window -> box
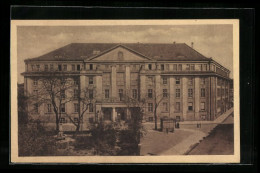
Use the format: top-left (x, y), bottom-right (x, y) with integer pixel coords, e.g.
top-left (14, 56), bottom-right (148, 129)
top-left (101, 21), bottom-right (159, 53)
top-left (33, 89), bottom-right (38, 96)
top-left (148, 89), bottom-right (153, 98)
top-left (163, 89), bottom-right (168, 98)
top-left (89, 89), bottom-right (93, 99)
top-left (61, 103), bottom-right (65, 113)
top-left (77, 64), bottom-right (81, 71)
top-left (176, 89), bottom-right (180, 98)
top-left (148, 77), bottom-right (153, 85)
top-left (173, 64), bottom-right (177, 71)
top-left (161, 64), bottom-right (165, 71)
top-left (74, 79), bottom-right (79, 85)
top-left (191, 64), bottom-right (195, 71)
top-left (89, 76), bottom-right (94, 84)
top-left (119, 89), bottom-right (123, 101)
top-left (188, 102), bottom-right (193, 111)
top-left (103, 73), bottom-right (111, 85)
top-left (200, 78), bottom-right (206, 85)
top-left (148, 64), bottom-right (152, 70)
top-left (60, 118), bottom-right (66, 123)
top-left (176, 77), bottom-right (180, 85)
top-left (61, 90), bottom-right (65, 99)
top-left (34, 103), bottom-right (38, 113)
top-left (74, 103), bottom-right (79, 113)
top-left (105, 64), bottom-right (109, 69)
top-left (204, 64), bottom-right (207, 71)
top-left (188, 78), bottom-right (193, 85)
top-left (201, 88), bottom-right (206, 97)
top-left (90, 64), bottom-right (93, 70)
top-left (133, 64), bottom-right (136, 70)
top-left (74, 118), bottom-right (79, 123)
top-left (178, 64), bottom-right (182, 71)
top-left (33, 79), bottom-right (38, 86)
top-left (132, 89), bottom-right (137, 99)
top-left (116, 73), bottom-right (125, 85)
top-left (58, 65), bottom-right (62, 71)
top-left (105, 89), bottom-right (109, 98)
top-left (89, 103), bottom-right (93, 112)
top-left (50, 64), bottom-right (54, 71)
top-left (74, 89), bottom-right (79, 98)
top-left (163, 77), bottom-right (167, 84)
top-left (36, 64), bottom-right (40, 71)
top-left (200, 102), bottom-right (205, 111)
top-left (163, 102), bottom-right (168, 112)
top-left (44, 65), bottom-right (48, 71)
top-left (47, 104), bottom-right (52, 113)
top-left (188, 88), bottom-right (193, 98)
top-left (63, 64), bottom-right (67, 71)
top-left (148, 103), bottom-right (153, 112)
top-left (175, 102), bottom-right (180, 112)
top-left (186, 64), bottom-right (190, 71)
top-left (72, 64), bottom-right (75, 71)
top-left (89, 117), bottom-right (94, 123)
top-left (31, 64), bottom-right (35, 71)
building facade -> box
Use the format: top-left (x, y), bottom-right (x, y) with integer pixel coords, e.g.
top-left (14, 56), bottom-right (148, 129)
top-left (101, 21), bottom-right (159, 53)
top-left (22, 43), bottom-right (233, 130)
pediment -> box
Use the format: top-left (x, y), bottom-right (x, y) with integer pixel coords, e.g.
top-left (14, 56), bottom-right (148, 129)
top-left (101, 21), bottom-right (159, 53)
top-left (87, 45), bottom-right (151, 62)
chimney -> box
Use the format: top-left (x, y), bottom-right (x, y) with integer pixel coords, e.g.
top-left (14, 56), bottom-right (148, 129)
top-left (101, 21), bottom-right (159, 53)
top-left (191, 42), bottom-right (194, 48)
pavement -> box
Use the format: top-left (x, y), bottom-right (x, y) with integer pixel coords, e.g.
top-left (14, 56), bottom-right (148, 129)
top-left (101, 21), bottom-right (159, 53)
top-left (187, 115), bottom-right (234, 155)
top-left (140, 108), bottom-right (234, 155)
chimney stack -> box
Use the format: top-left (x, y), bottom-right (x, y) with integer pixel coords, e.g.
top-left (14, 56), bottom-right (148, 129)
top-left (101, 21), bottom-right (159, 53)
top-left (191, 42), bottom-right (194, 48)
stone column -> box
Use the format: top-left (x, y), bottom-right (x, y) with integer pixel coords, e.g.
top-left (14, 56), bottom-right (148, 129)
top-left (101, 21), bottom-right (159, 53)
top-left (194, 77), bottom-right (200, 120)
top-left (169, 77), bottom-right (175, 118)
top-left (111, 65), bottom-right (117, 99)
top-left (155, 75), bottom-right (161, 116)
top-left (80, 75), bottom-right (86, 94)
top-left (140, 75), bottom-right (146, 99)
top-left (112, 107), bottom-right (116, 122)
top-left (126, 108), bottom-right (130, 120)
top-left (182, 77), bottom-right (188, 120)
top-left (96, 75), bottom-right (103, 101)
top-left (24, 77), bottom-right (27, 96)
top-left (125, 65), bottom-right (131, 96)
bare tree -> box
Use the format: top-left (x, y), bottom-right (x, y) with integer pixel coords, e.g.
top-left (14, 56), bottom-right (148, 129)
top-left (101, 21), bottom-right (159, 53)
top-left (63, 87), bottom-right (97, 133)
top-left (28, 71), bottom-right (76, 133)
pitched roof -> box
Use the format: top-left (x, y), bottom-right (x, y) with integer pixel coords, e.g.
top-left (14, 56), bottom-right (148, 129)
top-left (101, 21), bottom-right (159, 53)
top-left (25, 43), bottom-right (210, 62)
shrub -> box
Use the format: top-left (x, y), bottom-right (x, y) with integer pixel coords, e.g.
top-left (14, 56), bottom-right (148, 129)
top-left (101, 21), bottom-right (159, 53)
top-left (18, 122), bottom-right (57, 156)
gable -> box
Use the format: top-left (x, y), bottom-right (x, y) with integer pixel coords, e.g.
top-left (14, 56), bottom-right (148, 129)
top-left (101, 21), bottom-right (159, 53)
top-left (88, 46), bottom-right (151, 62)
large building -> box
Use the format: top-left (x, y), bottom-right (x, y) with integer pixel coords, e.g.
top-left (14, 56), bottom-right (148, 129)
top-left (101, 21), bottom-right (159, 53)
top-left (22, 43), bottom-right (233, 130)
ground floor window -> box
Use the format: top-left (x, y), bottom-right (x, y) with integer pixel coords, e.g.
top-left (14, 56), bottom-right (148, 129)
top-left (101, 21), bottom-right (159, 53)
top-left (60, 118), bottom-right (66, 123)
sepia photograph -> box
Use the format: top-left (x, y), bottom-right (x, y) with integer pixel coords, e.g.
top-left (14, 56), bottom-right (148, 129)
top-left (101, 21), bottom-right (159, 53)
top-left (11, 20), bottom-right (240, 163)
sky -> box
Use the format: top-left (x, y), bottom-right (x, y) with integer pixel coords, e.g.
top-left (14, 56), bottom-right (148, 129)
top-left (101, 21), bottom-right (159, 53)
top-left (17, 25), bottom-right (233, 84)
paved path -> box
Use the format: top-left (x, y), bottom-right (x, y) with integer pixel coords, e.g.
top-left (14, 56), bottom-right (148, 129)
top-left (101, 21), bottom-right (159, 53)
top-left (141, 108), bottom-right (234, 155)
top-left (159, 129), bottom-right (206, 155)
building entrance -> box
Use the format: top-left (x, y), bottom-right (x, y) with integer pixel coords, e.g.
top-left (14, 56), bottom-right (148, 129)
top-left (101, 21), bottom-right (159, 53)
top-left (102, 108), bottom-right (112, 121)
